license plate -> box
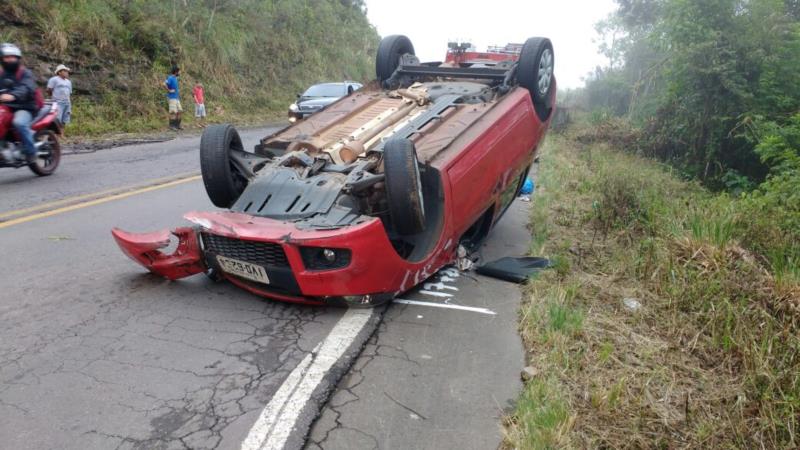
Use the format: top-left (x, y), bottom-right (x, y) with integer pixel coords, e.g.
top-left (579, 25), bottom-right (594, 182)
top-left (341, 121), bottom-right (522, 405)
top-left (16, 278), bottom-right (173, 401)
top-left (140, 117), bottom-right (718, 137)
top-left (216, 255), bottom-right (270, 284)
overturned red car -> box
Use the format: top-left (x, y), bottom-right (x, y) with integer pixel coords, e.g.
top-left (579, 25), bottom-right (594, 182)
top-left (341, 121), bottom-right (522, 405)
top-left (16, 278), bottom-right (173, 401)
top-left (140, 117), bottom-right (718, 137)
top-left (112, 35), bottom-right (555, 306)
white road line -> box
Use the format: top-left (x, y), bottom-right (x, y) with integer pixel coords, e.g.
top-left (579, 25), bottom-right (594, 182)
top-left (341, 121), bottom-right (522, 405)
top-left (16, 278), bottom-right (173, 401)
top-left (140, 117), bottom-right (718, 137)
top-left (394, 299), bottom-right (497, 316)
top-left (241, 309), bottom-right (373, 450)
top-left (418, 290), bottom-right (454, 298)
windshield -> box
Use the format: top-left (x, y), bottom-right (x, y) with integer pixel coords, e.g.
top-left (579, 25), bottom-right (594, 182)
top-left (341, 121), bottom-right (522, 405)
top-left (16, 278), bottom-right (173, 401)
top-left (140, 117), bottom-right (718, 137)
top-left (302, 84), bottom-right (347, 98)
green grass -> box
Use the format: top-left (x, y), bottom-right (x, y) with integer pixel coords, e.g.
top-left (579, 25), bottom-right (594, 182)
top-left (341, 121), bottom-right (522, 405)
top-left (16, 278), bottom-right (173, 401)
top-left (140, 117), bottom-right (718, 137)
top-left (505, 130), bottom-right (800, 448)
top-left (505, 378), bottom-right (572, 450)
top-left (2, 0), bottom-right (379, 137)
top-left (545, 296), bottom-right (583, 337)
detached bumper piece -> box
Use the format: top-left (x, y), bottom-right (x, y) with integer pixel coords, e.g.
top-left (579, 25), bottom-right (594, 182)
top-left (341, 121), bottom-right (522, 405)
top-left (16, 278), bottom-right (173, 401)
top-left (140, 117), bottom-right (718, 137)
top-left (111, 227), bottom-right (207, 280)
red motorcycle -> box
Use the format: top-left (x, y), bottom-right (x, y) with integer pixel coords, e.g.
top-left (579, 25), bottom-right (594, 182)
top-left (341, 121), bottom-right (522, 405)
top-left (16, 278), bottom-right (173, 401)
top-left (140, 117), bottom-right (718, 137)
top-left (0, 99), bottom-right (62, 176)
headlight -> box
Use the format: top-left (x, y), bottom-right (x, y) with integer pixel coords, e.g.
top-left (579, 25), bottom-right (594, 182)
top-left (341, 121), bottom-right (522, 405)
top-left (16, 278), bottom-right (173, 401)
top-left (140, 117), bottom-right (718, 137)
top-left (300, 247), bottom-right (351, 271)
top-left (289, 103), bottom-right (299, 112)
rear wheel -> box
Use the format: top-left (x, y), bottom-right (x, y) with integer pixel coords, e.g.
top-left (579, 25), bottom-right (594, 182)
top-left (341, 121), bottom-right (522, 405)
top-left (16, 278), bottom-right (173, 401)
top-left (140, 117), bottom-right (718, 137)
top-left (29, 130), bottom-right (60, 176)
top-left (384, 139), bottom-right (425, 235)
top-left (516, 37), bottom-right (555, 122)
top-left (376, 35), bottom-right (415, 84)
top-left (200, 124), bottom-right (249, 208)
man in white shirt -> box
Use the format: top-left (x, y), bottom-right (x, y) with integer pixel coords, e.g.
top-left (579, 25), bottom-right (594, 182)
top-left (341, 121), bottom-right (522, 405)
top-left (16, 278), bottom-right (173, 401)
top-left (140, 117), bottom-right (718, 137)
top-left (47, 64), bottom-right (72, 134)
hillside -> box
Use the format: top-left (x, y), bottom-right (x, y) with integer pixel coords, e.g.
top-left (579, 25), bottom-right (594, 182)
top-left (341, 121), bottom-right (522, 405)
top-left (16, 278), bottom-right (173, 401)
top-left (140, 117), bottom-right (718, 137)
top-left (0, 0), bottom-right (379, 135)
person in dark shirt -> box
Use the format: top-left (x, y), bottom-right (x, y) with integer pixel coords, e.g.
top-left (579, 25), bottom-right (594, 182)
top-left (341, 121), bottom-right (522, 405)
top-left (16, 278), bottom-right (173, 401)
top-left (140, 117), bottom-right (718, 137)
top-left (0, 43), bottom-right (38, 163)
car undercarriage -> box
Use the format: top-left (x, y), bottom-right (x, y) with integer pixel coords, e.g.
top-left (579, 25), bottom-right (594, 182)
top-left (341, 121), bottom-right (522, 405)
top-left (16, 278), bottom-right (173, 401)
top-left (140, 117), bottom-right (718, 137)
top-left (112, 34), bottom-right (556, 306)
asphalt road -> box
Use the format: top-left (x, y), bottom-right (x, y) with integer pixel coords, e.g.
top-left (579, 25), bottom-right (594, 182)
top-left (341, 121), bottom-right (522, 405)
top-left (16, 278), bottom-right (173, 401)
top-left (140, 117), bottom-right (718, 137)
top-left (0, 129), bottom-right (532, 450)
top-left (307, 200), bottom-right (532, 450)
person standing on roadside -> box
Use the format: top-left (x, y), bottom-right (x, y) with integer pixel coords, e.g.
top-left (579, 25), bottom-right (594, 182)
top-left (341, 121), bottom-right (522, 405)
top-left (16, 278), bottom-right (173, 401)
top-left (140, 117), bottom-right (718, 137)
top-left (163, 66), bottom-right (182, 130)
top-left (47, 64), bottom-right (72, 135)
top-left (192, 82), bottom-right (206, 127)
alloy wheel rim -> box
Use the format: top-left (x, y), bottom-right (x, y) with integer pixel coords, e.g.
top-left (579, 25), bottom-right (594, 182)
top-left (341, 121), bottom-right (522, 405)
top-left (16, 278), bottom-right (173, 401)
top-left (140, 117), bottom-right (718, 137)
top-left (538, 48), bottom-right (553, 95)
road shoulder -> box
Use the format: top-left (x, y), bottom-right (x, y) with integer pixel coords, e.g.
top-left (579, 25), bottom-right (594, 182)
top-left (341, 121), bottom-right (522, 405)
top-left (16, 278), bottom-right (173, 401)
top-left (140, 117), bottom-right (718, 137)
top-left (307, 199), bottom-right (533, 449)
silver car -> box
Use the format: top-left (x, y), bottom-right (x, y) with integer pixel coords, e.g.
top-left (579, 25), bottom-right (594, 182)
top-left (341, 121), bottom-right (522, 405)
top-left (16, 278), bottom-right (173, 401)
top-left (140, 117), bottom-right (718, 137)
top-left (288, 81), bottom-right (363, 122)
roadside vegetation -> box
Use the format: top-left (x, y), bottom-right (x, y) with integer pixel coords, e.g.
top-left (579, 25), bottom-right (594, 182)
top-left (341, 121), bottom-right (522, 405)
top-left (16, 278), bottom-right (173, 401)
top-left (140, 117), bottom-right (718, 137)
top-left (0, 0), bottom-right (378, 136)
top-left (505, 3), bottom-right (798, 446)
top-left (504, 124), bottom-right (799, 448)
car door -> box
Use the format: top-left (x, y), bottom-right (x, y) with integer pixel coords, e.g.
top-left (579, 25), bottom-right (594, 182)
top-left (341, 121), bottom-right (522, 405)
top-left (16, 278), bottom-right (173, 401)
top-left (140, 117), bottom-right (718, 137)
top-left (446, 91), bottom-right (538, 235)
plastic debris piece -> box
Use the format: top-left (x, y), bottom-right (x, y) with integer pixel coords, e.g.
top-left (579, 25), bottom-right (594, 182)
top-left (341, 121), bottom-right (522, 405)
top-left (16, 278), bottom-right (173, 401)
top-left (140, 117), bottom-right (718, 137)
top-left (520, 177), bottom-right (534, 195)
top-left (623, 298), bottom-right (642, 311)
top-left (456, 244), bottom-right (474, 271)
top-left (476, 256), bottom-right (551, 283)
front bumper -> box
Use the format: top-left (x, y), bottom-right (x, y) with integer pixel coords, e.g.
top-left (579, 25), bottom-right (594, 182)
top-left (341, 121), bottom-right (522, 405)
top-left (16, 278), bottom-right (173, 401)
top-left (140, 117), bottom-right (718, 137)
top-left (112, 211), bottom-right (448, 306)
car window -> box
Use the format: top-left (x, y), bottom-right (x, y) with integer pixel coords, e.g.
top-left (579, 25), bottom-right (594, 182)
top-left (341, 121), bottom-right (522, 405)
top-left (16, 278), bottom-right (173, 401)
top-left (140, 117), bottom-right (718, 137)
top-left (303, 84), bottom-right (347, 98)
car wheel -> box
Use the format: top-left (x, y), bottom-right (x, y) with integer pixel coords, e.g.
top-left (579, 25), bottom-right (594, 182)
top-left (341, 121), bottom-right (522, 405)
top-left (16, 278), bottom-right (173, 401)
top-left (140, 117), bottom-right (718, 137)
top-left (383, 138), bottom-right (426, 235)
top-left (376, 35), bottom-right (415, 84)
top-left (200, 124), bottom-right (249, 208)
top-left (29, 130), bottom-right (61, 176)
top-left (516, 37), bottom-right (555, 122)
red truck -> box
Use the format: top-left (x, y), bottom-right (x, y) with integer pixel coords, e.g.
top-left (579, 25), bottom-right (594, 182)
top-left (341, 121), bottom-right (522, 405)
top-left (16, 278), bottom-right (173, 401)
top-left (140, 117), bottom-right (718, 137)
top-left (112, 34), bottom-right (556, 306)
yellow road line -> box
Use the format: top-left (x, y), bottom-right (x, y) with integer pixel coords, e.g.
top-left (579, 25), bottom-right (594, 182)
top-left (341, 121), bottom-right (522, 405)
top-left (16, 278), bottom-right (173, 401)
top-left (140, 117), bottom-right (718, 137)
top-left (0, 175), bottom-right (201, 229)
top-left (0, 172), bottom-right (200, 221)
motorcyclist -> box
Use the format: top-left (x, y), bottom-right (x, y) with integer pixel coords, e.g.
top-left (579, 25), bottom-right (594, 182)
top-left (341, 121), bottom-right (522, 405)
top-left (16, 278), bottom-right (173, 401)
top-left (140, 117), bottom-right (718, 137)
top-left (1, 43), bottom-right (38, 164)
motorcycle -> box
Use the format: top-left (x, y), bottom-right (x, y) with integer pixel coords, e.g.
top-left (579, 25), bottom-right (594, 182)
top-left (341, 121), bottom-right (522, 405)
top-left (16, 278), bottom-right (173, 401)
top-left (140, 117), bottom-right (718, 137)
top-left (0, 90), bottom-right (62, 176)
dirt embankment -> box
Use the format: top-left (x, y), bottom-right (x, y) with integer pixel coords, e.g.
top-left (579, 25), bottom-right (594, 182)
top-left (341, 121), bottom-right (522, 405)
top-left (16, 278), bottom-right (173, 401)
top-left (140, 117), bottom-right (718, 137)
top-left (1, 1), bottom-right (379, 136)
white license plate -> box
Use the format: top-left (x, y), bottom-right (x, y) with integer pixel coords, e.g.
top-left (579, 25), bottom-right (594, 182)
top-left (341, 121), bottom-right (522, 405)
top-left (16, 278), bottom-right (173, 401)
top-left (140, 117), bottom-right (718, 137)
top-left (216, 255), bottom-right (270, 284)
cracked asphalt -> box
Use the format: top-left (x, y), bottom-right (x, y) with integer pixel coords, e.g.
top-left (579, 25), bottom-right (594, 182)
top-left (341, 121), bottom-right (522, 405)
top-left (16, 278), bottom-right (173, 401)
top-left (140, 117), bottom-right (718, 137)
top-left (0, 128), bottom-right (533, 450)
top-left (0, 127), bottom-right (357, 450)
top-left (307, 200), bottom-right (532, 450)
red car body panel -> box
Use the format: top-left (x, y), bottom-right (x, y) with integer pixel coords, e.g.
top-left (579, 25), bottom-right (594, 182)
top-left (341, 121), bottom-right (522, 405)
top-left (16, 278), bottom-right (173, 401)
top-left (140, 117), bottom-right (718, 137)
top-left (112, 85), bottom-right (553, 305)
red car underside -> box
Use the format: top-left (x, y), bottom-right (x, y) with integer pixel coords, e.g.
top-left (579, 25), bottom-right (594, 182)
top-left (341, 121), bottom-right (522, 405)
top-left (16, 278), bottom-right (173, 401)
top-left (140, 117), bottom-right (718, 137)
top-left (112, 78), bottom-right (553, 306)
top-left (112, 210), bottom-right (454, 306)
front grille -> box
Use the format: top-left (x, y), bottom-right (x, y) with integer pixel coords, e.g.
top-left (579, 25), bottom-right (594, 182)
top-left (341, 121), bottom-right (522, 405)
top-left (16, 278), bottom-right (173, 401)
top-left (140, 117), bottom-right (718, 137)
top-left (201, 233), bottom-right (289, 268)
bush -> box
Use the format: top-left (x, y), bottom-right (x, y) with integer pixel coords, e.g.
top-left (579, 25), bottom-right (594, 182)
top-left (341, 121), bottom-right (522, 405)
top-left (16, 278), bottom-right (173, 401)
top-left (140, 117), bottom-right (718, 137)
top-left (506, 132), bottom-right (800, 448)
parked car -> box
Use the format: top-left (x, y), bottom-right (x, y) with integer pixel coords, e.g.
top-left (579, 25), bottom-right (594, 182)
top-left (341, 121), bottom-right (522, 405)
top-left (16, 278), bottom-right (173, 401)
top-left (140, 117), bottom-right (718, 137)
top-left (112, 34), bottom-right (556, 307)
top-left (288, 81), bottom-right (363, 122)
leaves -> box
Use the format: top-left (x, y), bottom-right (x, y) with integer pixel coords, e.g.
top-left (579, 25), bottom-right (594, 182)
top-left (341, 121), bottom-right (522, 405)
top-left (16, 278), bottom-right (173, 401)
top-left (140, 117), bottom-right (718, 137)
top-left (582, 0), bottom-right (800, 185)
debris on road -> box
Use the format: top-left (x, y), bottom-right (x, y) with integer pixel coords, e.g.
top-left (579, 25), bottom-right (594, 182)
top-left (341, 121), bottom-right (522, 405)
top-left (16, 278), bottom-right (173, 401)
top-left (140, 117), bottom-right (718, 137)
top-left (457, 244), bottom-right (475, 271)
top-left (520, 177), bottom-right (534, 195)
top-left (476, 256), bottom-right (551, 283)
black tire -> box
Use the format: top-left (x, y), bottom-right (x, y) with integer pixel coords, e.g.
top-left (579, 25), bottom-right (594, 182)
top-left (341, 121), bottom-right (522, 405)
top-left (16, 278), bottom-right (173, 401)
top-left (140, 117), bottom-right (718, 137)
top-left (383, 139), bottom-right (425, 235)
top-left (200, 124), bottom-right (248, 208)
top-left (376, 35), bottom-right (415, 84)
top-left (516, 37), bottom-right (555, 122)
top-left (29, 129), bottom-right (61, 176)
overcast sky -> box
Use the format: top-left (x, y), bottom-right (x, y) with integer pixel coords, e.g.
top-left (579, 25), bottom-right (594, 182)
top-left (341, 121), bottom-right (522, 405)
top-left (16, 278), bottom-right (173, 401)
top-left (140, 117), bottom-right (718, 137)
top-left (365, 0), bottom-right (617, 89)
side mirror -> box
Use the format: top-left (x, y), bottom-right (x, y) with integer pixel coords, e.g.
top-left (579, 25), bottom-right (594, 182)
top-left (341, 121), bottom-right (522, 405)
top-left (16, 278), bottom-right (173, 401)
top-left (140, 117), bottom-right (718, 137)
top-left (296, 93), bottom-right (301, 99)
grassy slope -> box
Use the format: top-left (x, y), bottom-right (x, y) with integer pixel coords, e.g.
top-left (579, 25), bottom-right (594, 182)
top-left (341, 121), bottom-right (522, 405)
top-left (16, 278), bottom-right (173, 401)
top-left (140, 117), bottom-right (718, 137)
top-left (0, 0), bottom-right (379, 136)
top-left (504, 125), bottom-right (799, 448)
